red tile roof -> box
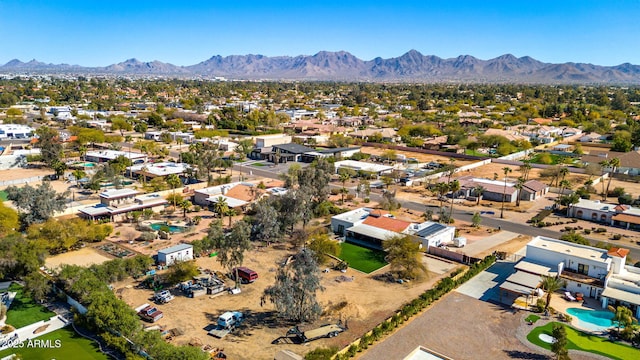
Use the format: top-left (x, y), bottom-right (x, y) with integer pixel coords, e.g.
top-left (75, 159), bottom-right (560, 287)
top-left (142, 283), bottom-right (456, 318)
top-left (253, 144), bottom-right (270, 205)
top-left (363, 216), bottom-right (411, 233)
top-left (607, 247), bottom-right (630, 258)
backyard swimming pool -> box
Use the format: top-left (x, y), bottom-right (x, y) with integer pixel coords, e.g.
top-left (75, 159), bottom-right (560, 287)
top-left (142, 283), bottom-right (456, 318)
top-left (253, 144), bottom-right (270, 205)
top-left (149, 222), bottom-right (186, 233)
top-left (566, 308), bottom-right (615, 332)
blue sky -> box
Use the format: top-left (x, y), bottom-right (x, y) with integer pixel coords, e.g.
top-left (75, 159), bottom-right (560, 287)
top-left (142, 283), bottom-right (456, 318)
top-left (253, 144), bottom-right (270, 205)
top-left (0, 0), bottom-right (638, 67)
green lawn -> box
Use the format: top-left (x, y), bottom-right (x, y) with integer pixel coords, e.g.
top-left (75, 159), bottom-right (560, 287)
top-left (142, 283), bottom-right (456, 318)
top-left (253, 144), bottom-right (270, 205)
top-left (527, 322), bottom-right (639, 360)
top-left (0, 327), bottom-right (110, 360)
top-left (525, 314), bottom-right (540, 323)
top-left (251, 162), bottom-right (267, 167)
top-left (5, 283), bottom-right (56, 329)
top-left (464, 149), bottom-right (489, 157)
top-left (338, 242), bottom-right (388, 274)
top-left (0, 190), bottom-right (7, 201)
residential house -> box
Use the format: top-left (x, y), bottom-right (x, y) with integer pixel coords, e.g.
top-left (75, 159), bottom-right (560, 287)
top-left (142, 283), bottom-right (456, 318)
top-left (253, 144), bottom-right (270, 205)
top-left (253, 134), bottom-right (292, 149)
top-left (302, 147), bottom-right (362, 162)
top-left (435, 176), bottom-right (519, 203)
top-left (568, 199), bottom-right (640, 230)
top-left (85, 150), bottom-right (147, 164)
top-left (331, 207), bottom-right (455, 250)
top-left (347, 128), bottom-right (399, 143)
top-left (520, 180), bottom-right (550, 201)
top-left (79, 189), bottom-right (167, 221)
top-left (127, 162), bottom-right (191, 180)
top-left (193, 182), bottom-right (260, 212)
top-left (268, 143), bottom-right (315, 163)
top-left (580, 150), bottom-right (640, 175)
top-left (500, 236), bottom-right (640, 319)
top-left (333, 160), bottom-right (394, 177)
top-left (578, 132), bottom-right (605, 143)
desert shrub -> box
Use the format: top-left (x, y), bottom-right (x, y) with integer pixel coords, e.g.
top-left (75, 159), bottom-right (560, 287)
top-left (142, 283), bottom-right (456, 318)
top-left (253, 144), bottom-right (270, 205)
top-left (612, 234), bottom-right (622, 240)
top-left (305, 347), bottom-right (339, 360)
top-left (536, 298), bottom-right (546, 313)
top-left (609, 187), bottom-right (626, 197)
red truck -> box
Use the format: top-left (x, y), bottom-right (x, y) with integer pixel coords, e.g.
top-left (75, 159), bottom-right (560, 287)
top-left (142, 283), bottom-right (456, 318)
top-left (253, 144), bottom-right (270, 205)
top-left (138, 305), bottom-right (164, 323)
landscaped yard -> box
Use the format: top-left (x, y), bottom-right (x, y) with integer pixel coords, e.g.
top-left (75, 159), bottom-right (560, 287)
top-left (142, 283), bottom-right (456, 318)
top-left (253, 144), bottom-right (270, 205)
top-left (0, 190), bottom-right (7, 201)
top-left (251, 162), bottom-right (267, 167)
top-left (529, 152), bottom-right (578, 165)
top-left (0, 327), bottom-right (110, 360)
top-left (527, 322), bottom-right (639, 360)
top-left (338, 242), bottom-right (388, 274)
top-left (4, 283), bottom-right (56, 329)
top-left (525, 314), bottom-right (540, 324)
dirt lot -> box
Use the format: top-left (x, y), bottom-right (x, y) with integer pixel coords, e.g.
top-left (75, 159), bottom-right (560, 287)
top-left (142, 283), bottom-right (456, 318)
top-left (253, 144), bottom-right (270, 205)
top-left (114, 245), bottom-right (457, 360)
top-left (45, 247), bottom-right (113, 269)
top-left (359, 146), bottom-right (477, 167)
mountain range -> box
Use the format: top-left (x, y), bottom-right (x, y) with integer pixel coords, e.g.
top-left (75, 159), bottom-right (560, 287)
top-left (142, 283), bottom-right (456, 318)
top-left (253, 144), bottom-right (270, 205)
top-left (2, 50), bottom-right (640, 84)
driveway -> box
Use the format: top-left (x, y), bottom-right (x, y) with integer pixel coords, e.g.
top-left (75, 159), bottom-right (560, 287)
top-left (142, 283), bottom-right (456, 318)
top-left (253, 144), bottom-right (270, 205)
top-left (359, 292), bottom-right (542, 360)
top-left (455, 261), bottom-right (516, 303)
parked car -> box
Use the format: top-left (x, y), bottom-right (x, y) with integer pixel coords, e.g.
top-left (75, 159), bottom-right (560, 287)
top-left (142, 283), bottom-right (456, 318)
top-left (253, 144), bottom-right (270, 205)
top-left (217, 311), bottom-right (244, 329)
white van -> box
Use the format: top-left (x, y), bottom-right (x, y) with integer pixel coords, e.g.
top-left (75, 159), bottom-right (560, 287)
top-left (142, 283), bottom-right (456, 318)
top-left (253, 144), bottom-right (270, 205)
top-left (217, 311), bottom-right (243, 329)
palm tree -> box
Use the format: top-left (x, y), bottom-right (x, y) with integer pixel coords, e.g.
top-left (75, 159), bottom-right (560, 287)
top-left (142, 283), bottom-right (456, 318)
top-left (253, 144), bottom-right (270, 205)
top-left (605, 157), bottom-right (620, 198)
top-left (213, 196), bottom-right (229, 220)
top-left (559, 179), bottom-right (571, 196)
top-left (541, 275), bottom-right (565, 311)
top-left (608, 305), bottom-right (637, 335)
top-left (559, 167), bottom-right (569, 183)
top-left (433, 182), bottom-right (450, 210)
top-left (519, 161), bottom-right (532, 181)
top-left (599, 160), bottom-right (610, 200)
top-left (500, 167), bottom-right (513, 219)
top-left (473, 185), bottom-right (485, 206)
top-left (514, 177), bottom-right (525, 207)
top-left (166, 174), bottom-right (182, 206)
top-left (448, 179), bottom-right (460, 220)
top-left (178, 199), bottom-right (192, 218)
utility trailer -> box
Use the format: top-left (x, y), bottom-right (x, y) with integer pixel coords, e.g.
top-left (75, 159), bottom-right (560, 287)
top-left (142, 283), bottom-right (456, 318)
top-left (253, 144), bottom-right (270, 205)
top-left (287, 323), bottom-right (346, 343)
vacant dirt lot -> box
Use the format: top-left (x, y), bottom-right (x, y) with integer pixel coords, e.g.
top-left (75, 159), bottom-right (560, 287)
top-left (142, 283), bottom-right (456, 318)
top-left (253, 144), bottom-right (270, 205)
top-left (359, 146), bottom-right (477, 167)
top-left (114, 245), bottom-right (458, 360)
top-left (45, 247), bottom-right (113, 269)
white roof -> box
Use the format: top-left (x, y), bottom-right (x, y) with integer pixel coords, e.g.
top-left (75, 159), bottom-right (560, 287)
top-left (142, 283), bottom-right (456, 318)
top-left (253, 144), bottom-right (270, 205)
top-left (514, 260), bottom-right (557, 276)
top-left (158, 243), bottom-right (193, 255)
top-left (334, 160), bottom-right (393, 174)
top-left (207, 195), bottom-right (248, 208)
top-left (504, 271), bottom-right (542, 289)
top-left (86, 150), bottom-right (147, 160)
top-left (194, 182), bottom-right (242, 196)
top-left (601, 287), bottom-right (640, 306)
top-left (100, 188), bottom-right (139, 199)
top-left (128, 162), bottom-right (190, 176)
top-left (346, 224), bottom-right (398, 241)
top-left (332, 207), bottom-right (374, 223)
top-left (572, 199), bottom-right (616, 212)
top-left (527, 236), bottom-right (609, 264)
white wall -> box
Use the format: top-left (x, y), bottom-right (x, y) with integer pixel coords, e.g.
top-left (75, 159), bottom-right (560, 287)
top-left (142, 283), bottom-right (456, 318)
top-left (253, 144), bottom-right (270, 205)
top-left (420, 227), bottom-right (455, 249)
top-left (159, 248), bottom-right (193, 266)
top-left (527, 245), bottom-right (609, 279)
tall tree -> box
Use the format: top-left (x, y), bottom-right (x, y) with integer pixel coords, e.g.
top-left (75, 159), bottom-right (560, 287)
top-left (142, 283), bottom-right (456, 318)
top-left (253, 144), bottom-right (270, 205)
top-left (514, 177), bottom-right (525, 207)
top-left (473, 185), bottom-right (485, 206)
top-left (35, 126), bottom-right (63, 169)
top-left (448, 179), bottom-right (460, 221)
top-left (165, 174), bottom-right (183, 208)
top-left (251, 200), bottom-right (282, 245)
top-left (211, 219), bottom-right (251, 288)
top-left (212, 196), bottom-right (229, 220)
top-left (500, 167), bottom-right (513, 219)
top-left (6, 182), bottom-right (69, 228)
top-left (262, 249), bottom-right (324, 322)
top-left (384, 235), bottom-right (428, 279)
top-left (605, 157), bottom-right (620, 197)
top-left (551, 323), bottom-right (570, 360)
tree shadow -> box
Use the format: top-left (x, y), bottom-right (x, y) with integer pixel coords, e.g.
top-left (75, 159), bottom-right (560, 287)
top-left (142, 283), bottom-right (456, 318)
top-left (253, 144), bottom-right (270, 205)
top-left (503, 350), bottom-right (549, 359)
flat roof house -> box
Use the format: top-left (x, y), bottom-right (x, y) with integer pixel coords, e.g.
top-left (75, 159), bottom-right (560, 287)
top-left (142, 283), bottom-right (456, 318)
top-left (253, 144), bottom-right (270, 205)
top-left (85, 150), bottom-right (147, 164)
top-left (79, 189), bottom-right (167, 222)
top-left (158, 244), bottom-right (193, 266)
top-left (331, 207), bottom-right (455, 250)
top-left (568, 199), bottom-right (640, 230)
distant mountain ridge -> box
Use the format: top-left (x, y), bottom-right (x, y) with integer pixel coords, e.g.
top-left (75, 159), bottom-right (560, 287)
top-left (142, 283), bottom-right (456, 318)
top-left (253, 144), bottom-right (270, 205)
top-left (2, 50), bottom-right (640, 83)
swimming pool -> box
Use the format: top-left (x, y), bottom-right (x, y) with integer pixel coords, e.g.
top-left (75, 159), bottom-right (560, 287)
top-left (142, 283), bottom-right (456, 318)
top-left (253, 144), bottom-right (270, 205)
top-left (566, 308), bottom-right (615, 332)
top-left (149, 223), bottom-right (186, 233)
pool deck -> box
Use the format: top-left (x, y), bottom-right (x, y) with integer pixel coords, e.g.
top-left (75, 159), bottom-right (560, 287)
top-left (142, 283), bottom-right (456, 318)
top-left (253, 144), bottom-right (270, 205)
top-left (549, 292), bottom-right (613, 334)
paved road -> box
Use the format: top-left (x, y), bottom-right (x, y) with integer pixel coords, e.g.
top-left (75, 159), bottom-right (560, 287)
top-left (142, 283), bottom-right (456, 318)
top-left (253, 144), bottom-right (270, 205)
top-left (233, 162), bottom-right (640, 260)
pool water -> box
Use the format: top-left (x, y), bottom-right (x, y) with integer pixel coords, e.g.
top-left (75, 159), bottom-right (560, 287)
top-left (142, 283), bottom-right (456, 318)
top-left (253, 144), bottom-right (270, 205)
top-left (566, 308), bottom-right (615, 331)
top-left (149, 223), bottom-right (185, 233)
